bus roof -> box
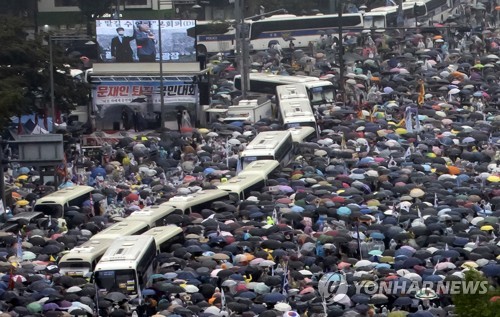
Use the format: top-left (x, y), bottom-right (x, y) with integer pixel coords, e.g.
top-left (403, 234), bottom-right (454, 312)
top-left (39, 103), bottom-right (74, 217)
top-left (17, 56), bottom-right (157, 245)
top-left (281, 98), bottom-right (314, 117)
top-left (161, 189), bottom-right (229, 211)
top-left (238, 160), bottom-right (280, 179)
top-left (90, 221), bottom-right (149, 241)
top-left (245, 131), bottom-right (292, 151)
top-left (98, 235), bottom-right (155, 263)
top-left (35, 186), bottom-right (94, 205)
top-left (217, 174), bottom-right (265, 195)
top-left (245, 73), bottom-right (321, 84)
top-left (59, 239), bottom-right (114, 263)
top-left (289, 127), bottom-right (316, 143)
top-left (142, 225), bottom-right (183, 246)
top-left (276, 84), bottom-right (309, 100)
top-left (123, 205), bottom-right (176, 227)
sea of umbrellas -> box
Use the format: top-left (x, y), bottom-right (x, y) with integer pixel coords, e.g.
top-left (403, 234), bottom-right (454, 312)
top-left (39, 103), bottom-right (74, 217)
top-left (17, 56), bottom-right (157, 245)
top-left (1, 27), bottom-right (500, 317)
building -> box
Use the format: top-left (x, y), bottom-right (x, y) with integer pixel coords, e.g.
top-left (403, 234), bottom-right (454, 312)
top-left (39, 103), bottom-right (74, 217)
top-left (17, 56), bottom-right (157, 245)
top-left (37, 0), bottom-right (176, 34)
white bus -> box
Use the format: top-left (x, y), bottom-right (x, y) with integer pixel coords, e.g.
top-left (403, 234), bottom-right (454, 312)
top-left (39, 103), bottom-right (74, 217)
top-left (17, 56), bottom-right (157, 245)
top-left (161, 189), bottom-right (229, 214)
top-left (238, 159), bottom-right (280, 180)
top-left (94, 235), bottom-right (157, 300)
top-left (142, 225), bottom-right (183, 252)
top-left (120, 205), bottom-right (176, 228)
top-left (34, 185), bottom-right (94, 219)
top-left (217, 174), bottom-right (266, 200)
top-left (234, 73), bottom-right (335, 107)
top-left (240, 130), bottom-right (294, 168)
top-left (90, 220), bottom-right (150, 241)
top-left (248, 13), bottom-right (365, 50)
top-left (58, 238), bottom-right (114, 277)
top-left (289, 126), bottom-right (317, 143)
top-left (191, 20), bottom-right (236, 55)
top-left (365, 2), bottom-right (428, 28)
top-left (277, 84), bottom-right (317, 130)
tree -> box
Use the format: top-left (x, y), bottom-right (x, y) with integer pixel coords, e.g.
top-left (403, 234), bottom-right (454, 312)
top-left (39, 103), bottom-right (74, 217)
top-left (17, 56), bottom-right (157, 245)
top-left (78, 0), bottom-right (114, 35)
top-left (452, 269), bottom-right (500, 317)
top-left (0, 15), bottom-right (89, 130)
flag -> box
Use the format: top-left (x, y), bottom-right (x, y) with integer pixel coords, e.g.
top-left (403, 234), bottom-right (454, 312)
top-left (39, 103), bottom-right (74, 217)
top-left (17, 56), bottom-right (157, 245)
top-left (405, 108), bottom-right (413, 133)
top-left (282, 262), bottom-right (289, 296)
top-left (236, 154), bottom-right (242, 174)
top-left (16, 232), bottom-right (22, 259)
top-left (417, 80), bottom-right (425, 106)
top-left (403, 147), bottom-right (412, 161)
top-left (220, 287), bottom-right (227, 312)
top-left (341, 133), bottom-right (346, 150)
top-left (56, 154), bottom-right (68, 179)
top-left (89, 193), bottom-right (95, 217)
top-left (474, 235), bottom-right (480, 247)
top-left (8, 266), bottom-right (14, 290)
top-left (445, 243), bottom-right (449, 251)
top-left (417, 206), bottom-right (422, 219)
top-left (217, 223), bottom-right (221, 236)
top-left (272, 207), bottom-right (279, 224)
top-left (434, 193), bottom-right (438, 208)
top-left (225, 138), bottom-right (230, 168)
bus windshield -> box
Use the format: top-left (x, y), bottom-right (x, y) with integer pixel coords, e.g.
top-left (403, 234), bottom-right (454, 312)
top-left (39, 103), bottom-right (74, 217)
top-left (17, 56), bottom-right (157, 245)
top-left (309, 86), bottom-right (335, 105)
top-left (95, 270), bottom-right (137, 295)
top-left (33, 204), bottom-right (63, 218)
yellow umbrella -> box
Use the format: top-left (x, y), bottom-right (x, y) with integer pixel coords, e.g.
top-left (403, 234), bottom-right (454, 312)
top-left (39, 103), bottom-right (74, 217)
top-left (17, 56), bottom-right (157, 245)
top-left (17, 175), bottom-right (28, 181)
top-left (17, 200), bottom-right (29, 207)
top-left (487, 175), bottom-right (500, 183)
top-left (481, 225), bottom-right (494, 231)
top-left (395, 128), bottom-right (407, 135)
top-left (198, 128), bottom-right (209, 134)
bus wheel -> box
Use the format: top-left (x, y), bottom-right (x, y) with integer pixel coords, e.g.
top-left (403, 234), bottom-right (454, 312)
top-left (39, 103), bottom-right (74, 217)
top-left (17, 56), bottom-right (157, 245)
top-left (196, 44), bottom-right (207, 55)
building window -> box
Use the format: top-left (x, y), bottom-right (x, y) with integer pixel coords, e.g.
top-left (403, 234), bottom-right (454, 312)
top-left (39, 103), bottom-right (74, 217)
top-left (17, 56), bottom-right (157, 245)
top-left (125, 0), bottom-right (148, 5)
top-left (54, 0), bottom-right (79, 6)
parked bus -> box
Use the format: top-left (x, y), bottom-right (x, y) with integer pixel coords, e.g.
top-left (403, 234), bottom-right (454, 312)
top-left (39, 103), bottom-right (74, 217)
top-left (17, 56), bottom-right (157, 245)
top-left (240, 130), bottom-right (294, 168)
top-left (277, 85), bottom-right (317, 130)
top-left (190, 20), bottom-right (236, 55)
top-left (217, 173), bottom-right (266, 200)
top-left (142, 225), bottom-right (184, 252)
top-left (94, 235), bottom-right (157, 300)
top-left (120, 205), bottom-right (176, 228)
top-left (248, 13), bottom-right (365, 50)
top-left (238, 159), bottom-right (280, 180)
top-left (0, 212), bottom-right (44, 233)
top-left (161, 189), bottom-right (229, 214)
top-left (90, 221), bottom-right (150, 241)
top-left (289, 126), bottom-right (317, 143)
top-left (366, 2), bottom-right (428, 28)
top-left (33, 185), bottom-right (94, 219)
top-left (234, 73), bottom-right (335, 107)
top-left (58, 238), bottom-right (114, 277)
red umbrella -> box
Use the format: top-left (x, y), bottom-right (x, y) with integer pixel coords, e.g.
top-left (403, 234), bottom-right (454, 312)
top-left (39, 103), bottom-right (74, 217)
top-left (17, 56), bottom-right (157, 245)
top-left (126, 193), bottom-right (139, 203)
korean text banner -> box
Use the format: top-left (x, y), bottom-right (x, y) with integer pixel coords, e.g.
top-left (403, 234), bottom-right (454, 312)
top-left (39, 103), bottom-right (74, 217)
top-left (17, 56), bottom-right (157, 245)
top-left (96, 19), bottom-right (196, 63)
top-left (93, 81), bottom-right (197, 115)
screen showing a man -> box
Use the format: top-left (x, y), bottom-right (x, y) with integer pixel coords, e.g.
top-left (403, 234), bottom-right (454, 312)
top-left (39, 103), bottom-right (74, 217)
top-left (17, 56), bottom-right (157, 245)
top-left (134, 23), bottom-right (156, 62)
top-left (111, 27), bottom-right (134, 62)
top-left (96, 19), bottom-right (196, 63)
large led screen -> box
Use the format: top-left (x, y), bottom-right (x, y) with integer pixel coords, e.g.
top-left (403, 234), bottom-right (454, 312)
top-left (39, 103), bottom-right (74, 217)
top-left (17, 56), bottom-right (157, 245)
top-left (96, 19), bottom-right (196, 63)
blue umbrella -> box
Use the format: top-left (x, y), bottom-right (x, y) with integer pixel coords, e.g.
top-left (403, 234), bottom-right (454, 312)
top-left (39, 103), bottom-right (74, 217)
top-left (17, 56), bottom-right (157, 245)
top-left (176, 271), bottom-right (199, 280)
top-left (142, 289), bottom-right (156, 296)
top-left (91, 167), bottom-right (106, 178)
top-left (370, 232), bottom-right (385, 240)
top-left (423, 275), bottom-right (443, 282)
top-left (18, 167), bottom-right (30, 175)
top-left (482, 264), bottom-right (500, 277)
top-left (395, 248), bottom-right (414, 258)
top-left (262, 292), bottom-right (287, 303)
top-left (237, 291), bottom-right (257, 299)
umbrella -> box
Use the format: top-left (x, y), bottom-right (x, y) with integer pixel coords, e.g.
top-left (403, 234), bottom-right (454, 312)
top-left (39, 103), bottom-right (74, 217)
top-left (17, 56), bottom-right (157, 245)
top-left (262, 292), bottom-right (287, 303)
top-left (104, 292), bottom-right (128, 303)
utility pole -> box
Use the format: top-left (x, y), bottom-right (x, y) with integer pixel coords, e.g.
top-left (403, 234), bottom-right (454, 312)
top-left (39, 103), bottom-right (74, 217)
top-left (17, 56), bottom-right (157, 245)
top-left (235, 0), bottom-right (249, 98)
top-left (49, 35), bottom-right (55, 132)
top-left (338, 2), bottom-right (345, 103)
top-left (158, 0), bottom-right (166, 130)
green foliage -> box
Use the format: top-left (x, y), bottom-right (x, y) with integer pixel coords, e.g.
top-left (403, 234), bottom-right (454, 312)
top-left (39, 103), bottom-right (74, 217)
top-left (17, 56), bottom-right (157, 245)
top-left (452, 269), bottom-right (500, 317)
top-left (198, 22), bottom-right (231, 35)
top-left (0, 15), bottom-right (89, 130)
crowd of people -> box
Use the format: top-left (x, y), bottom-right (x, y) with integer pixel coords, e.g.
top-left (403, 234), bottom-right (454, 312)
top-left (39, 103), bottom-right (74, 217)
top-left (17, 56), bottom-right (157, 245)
top-left (1, 8), bottom-right (500, 317)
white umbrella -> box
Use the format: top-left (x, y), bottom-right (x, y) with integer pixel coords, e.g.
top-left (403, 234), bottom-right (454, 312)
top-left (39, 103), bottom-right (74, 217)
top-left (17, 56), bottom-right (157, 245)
top-left (449, 88), bottom-right (460, 95)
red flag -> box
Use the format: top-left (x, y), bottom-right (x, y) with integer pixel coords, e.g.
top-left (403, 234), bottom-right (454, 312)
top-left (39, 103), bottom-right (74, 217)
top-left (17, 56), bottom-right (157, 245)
top-left (8, 266), bottom-right (14, 290)
top-left (17, 116), bottom-right (23, 135)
